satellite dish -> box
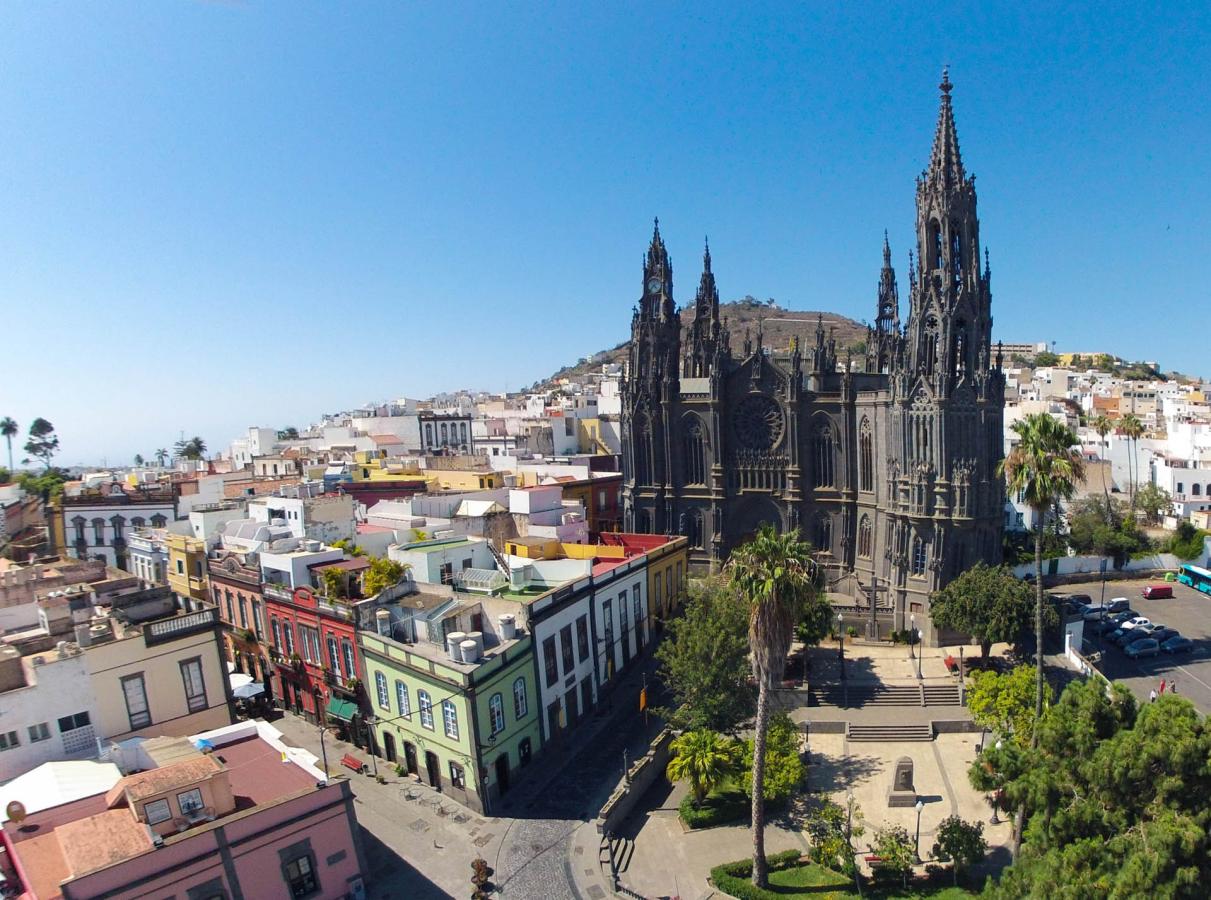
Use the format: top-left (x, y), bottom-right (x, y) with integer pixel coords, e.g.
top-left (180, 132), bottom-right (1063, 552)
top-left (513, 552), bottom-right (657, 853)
top-left (6, 800), bottom-right (26, 824)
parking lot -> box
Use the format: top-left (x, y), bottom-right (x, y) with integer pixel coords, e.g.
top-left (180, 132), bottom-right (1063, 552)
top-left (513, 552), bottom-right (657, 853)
top-left (1060, 576), bottom-right (1211, 712)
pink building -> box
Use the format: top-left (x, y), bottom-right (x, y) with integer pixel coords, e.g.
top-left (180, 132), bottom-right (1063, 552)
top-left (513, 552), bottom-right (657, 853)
top-left (1, 721), bottom-right (367, 900)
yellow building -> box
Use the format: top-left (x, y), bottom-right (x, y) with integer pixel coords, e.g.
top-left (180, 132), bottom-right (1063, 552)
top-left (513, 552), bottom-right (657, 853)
top-left (576, 417), bottom-right (612, 455)
top-left (644, 535), bottom-right (689, 630)
top-left (427, 468), bottom-right (500, 491)
top-left (167, 533), bottom-right (210, 607)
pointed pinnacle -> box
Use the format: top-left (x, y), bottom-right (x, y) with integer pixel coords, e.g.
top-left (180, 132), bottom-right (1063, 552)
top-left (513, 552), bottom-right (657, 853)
top-left (882, 230), bottom-right (892, 266)
top-left (703, 236), bottom-right (712, 272)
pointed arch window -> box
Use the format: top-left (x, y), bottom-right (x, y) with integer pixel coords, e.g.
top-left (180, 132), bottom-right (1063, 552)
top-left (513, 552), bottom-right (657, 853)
top-left (911, 536), bottom-right (927, 577)
top-left (951, 226), bottom-right (963, 288)
top-left (859, 418), bottom-right (874, 493)
top-left (686, 509), bottom-right (704, 550)
top-left (857, 515), bottom-right (872, 558)
top-left (922, 317), bottom-right (939, 376)
top-left (953, 321), bottom-right (968, 378)
top-left (683, 416), bottom-right (706, 486)
top-left (813, 514), bottom-right (832, 554)
top-left (929, 221), bottom-right (943, 270)
top-left (812, 422), bottom-right (835, 488)
top-left (633, 413), bottom-right (652, 486)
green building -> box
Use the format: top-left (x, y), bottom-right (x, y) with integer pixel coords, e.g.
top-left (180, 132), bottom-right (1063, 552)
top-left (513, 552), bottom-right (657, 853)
top-left (360, 590), bottom-right (540, 814)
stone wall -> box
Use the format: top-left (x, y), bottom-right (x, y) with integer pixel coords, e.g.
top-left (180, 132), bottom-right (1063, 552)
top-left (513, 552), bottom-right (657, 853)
top-left (596, 728), bottom-right (674, 835)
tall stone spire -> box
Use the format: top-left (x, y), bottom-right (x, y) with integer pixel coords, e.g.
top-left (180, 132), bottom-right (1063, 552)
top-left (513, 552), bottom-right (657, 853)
top-left (926, 66), bottom-right (964, 189)
top-left (642, 217), bottom-right (675, 322)
top-left (875, 231), bottom-right (899, 334)
top-left (686, 237), bottom-right (723, 378)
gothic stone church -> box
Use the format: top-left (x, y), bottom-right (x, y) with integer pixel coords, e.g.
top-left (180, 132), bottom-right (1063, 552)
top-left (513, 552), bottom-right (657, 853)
top-left (621, 72), bottom-right (1005, 642)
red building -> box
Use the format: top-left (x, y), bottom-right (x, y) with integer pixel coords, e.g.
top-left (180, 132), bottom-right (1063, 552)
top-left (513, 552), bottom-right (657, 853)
top-left (261, 578), bottom-right (369, 743)
top-left (207, 550), bottom-right (271, 691)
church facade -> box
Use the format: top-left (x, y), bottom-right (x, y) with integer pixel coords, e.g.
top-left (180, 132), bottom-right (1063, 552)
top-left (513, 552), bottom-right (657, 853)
top-left (620, 72), bottom-right (1005, 641)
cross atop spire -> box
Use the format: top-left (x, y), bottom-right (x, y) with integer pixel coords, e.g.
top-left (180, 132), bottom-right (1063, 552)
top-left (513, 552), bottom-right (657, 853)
top-left (926, 66), bottom-right (965, 188)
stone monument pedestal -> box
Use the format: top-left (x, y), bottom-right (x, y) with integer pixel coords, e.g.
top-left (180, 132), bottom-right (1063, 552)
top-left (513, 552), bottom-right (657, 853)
top-left (887, 756), bottom-right (917, 807)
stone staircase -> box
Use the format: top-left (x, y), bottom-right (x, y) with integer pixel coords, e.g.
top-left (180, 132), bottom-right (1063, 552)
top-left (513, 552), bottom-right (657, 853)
top-left (846, 722), bottom-right (935, 742)
top-left (809, 680), bottom-right (963, 709)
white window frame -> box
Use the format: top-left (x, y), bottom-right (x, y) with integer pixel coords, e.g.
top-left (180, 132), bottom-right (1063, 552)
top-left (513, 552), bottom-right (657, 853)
top-left (418, 690), bottom-right (434, 730)
top-left (513, 677), bottom-right (528, 719)
top-left (489, 693), bottom-right (505, 735)
top-left (442, 699), bottom-right (459, 739)
top-left (375, 671), bottom-right (390, 709)
top-left (395, 680), bottom-right (411, 718)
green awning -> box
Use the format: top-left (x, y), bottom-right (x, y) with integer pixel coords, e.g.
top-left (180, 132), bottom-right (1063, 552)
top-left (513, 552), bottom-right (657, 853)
top-left (326, 697), bottom-right (358, 722)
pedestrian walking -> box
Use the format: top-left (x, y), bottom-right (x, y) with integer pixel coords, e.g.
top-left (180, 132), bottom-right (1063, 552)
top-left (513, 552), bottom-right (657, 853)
top-left (1171, 679), bottom-right (1178, 694)
top-left (1150, 689), bottom-right (1157, 703)
top-left (1160, 678), bottom-right (1167, 695)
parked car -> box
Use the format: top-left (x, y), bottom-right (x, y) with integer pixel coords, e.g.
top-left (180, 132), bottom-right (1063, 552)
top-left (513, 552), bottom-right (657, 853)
top-left (1106, 597), bottom-right (1132, 615)
top-left (1121, 617), bottom-right (1152, 631)
top-left (1101, 611), bottom-right (1136, 633)
top-left (1143, 584), bottom-right (1174, 600)
top-left (1114, 629), bottom-right (1146, 647)
top-left (1162, 636), bottom-right (1196, 654)
top-left (1149, 627), bottom-right (1179, 645)
top-left (1082, 606), bottom-right (1109, 622)
top-left (1125, 638), bottom-right (1161, 659)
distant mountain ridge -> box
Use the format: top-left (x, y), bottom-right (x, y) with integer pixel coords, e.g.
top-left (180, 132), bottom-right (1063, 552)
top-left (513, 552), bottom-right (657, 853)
top-left (538, 299), bottom-right (869, 389)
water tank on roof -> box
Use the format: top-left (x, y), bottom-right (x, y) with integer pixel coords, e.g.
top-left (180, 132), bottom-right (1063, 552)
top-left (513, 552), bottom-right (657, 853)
top-left (467, 631), bottom-right (484, 659)
top-left (498, 614), bottom-right (516, 640)
top-left (446, 631), bottom-right (467, 662)
top-left (459, 639), bottom-right (480, 663)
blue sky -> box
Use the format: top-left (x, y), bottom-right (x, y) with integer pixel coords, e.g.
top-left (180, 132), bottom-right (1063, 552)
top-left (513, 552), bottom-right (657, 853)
top-left (2, 3), bottom-right (1209, 466)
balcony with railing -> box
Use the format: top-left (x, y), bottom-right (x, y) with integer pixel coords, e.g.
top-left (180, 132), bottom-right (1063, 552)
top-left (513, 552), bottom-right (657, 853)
top-left (143, 606), bottom-right (219, 646)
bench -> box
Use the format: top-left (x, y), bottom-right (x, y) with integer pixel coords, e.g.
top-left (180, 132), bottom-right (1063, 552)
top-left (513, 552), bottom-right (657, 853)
top-left (340, 753), bottom-right (366, 774)
top-left (864, 854), bottom-right (884, 864)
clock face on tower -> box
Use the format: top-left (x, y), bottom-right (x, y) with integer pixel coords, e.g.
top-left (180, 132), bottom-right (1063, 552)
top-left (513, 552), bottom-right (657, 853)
top-left (646, 277), bottom-right (662, 295)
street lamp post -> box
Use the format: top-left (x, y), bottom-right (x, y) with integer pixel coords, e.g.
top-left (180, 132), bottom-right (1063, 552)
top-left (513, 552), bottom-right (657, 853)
top-left (909, 613), bottom-right (916, 665)
top-left (914, 798), bottom-right (925, 864)
top-left (836, 613), bottom-right (845, 680)
top-left (915, 626), bottom-right (923, 680)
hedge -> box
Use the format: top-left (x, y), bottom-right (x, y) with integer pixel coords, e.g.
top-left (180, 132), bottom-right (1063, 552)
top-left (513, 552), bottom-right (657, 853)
top-left (679, 789), bottom-right (749, 829)
top-left (709, 850), bottom-right (804, 900)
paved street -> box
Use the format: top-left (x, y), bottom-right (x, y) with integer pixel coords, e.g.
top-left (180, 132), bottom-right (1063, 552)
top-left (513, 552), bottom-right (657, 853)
top-left (272, 654), bottom-right (666, 900)
top-left (1062, 576), bottom-right (1211, 711)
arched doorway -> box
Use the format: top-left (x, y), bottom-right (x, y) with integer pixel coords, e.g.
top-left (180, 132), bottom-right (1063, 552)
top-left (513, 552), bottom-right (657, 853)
top-left (382, 732), bottom-right (397, 764)
top-left (494, 753), bottom-right (511, 795)
top-left (403, 742), bottom-right (418, 776)
top-left (425, 751), bottom-right (441, 790)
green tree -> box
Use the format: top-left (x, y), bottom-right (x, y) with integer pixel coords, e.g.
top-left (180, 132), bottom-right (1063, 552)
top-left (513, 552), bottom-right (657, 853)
top-left (175, 436), bottom-right (208, 461)
top-left (805, 797), bottom-right (864, 873)
top-left (1134, 481), bottom-right (1172, 525)
top-left (133, 453), bottom-right (145, 466)
top-left (794, 576), bottom-right (834, 648)
top-left (17, 467), bottom-right (69, 499)
top-left (967, 666), bottom-right (1049, 746)
top-left (1120, 413), bottom-right (1144, 510)
top-left (726, 524), bottom-right (817, 887)
top-left (1034, 350), bottom-right (1060, 367)
top-left (154, 448), bottom-right (169, 467)
top-left (656, 576), bottom-right (756, 733)
top-left (331, 538), bottom-right (367, 557)
top-left (0, 417), bottom-right (16, 472)
top-left (319, 567), bottom-right (347, 599)
top-left (929, 562), bottom-right (1039, 659)
top-left (998, 413), bottom-right (1085, 728)
top-left (363, 557), bottom-right (408, 596)
top-left (665, 729), bottom-right (740, 808)
top-left (24, 418), bottom-right (60, 470)
top-left (873, 825), bottom-right (916, 890)
top-left (1066, 495), bottom-right (1151, 565)
top-left (0, 467), bottom-right (10, 485)
top-left (1091, 414), bottom-right (1114, 509)
top-left (932, 815), bottom-right (986, 885)
top-left (277, 426), bottom-right (300, 440)
top-left (739, 712), bottom-right (804, 801)
top-left (976, 681), bottom-right (1211, 898)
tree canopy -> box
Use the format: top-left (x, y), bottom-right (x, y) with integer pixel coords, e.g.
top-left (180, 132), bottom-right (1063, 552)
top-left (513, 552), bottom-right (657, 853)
top-left (967, 665), bottom-right (1050, 746)
top-left (739, 712), bottom-right (804, 801)
top-left (363, 557), bottom-right (408, 596)
top-left (976, 679), bottom-right (1211, 898)
top-left (656, 576), bottom-right (756, 733)
top-left (929, 562), bottom-right (1039, 658)
top-left (1134, 481), bottom-right (1173, 525)
top-left (24, 418), bottom-right (59, 470)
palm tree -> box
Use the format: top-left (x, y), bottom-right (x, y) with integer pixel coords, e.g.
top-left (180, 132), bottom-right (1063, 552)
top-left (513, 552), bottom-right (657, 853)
top-left (726, 524), bottom-right (817, 887)
top-left (998, 413), bottom-right (1085, 731)
top-left (0, 417), bottom-right (16, 472)
top-left (175, 436), bottom-right (208, 461)
top-left (666, 730), bottom-right (739, 808)
top-left (154, 448), bottom-right (169, 467)
top-left (1120, 414), bottom-right (1144, 511)
top-left (1091, 414), bottom-right (1113, 518)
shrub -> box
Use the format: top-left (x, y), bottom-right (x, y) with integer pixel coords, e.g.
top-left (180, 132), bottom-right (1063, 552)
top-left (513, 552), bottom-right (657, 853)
top-left (709, 851), bottom-right (804, 900)
top-left (846, 625), bottom-right (858, 638)
top-left (679, 790), bottom-right (748, 829)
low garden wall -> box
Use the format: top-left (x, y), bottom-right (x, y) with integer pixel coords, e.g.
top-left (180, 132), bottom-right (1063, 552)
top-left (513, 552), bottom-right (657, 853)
top-left (596, 727), bottom-right (674, 835)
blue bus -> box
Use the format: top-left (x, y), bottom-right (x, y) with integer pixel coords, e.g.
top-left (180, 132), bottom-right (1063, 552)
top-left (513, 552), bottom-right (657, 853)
top-left (1177, 564), bottom-right (1211, 595)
